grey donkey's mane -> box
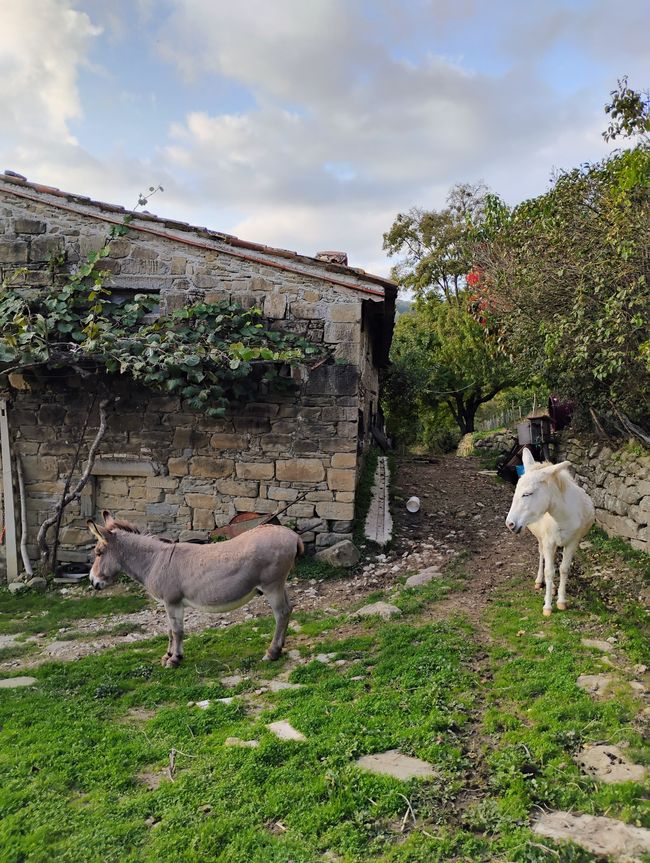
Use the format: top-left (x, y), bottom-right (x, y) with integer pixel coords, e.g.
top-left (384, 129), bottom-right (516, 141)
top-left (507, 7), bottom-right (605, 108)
top-left (107, 517), bottom-right (172, 543)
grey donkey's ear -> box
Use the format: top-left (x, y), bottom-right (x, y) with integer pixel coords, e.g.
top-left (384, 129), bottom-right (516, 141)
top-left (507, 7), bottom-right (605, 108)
top-left (87, 520), bottom-right (110, 542)
top-left (102, 509), bottom-right (113, 525)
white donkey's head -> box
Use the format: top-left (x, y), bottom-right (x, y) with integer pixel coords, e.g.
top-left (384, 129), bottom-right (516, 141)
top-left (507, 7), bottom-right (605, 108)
top-left (505, 448), bottom-right (572, 533)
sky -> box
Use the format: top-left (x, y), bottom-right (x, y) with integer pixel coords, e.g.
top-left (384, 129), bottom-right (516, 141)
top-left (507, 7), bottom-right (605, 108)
top-left (0, 0), bottom-right (648, 277)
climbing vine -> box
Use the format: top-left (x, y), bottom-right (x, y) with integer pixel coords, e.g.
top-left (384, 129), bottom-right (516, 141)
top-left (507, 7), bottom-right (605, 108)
top-left (0, 219), bottom-right (325, 415)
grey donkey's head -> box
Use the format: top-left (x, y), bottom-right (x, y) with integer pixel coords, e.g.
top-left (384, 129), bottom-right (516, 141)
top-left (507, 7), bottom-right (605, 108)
top-left (87, 510), bottom-right (140, 590)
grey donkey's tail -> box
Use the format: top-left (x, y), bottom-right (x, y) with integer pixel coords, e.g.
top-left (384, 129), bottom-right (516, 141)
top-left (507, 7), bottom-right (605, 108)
top-left (296, 535), bottom-right (305, 558)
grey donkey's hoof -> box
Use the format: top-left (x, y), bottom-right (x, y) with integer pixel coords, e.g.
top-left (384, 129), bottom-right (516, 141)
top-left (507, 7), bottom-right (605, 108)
top-left (262, 648), bottom-right (282, 662)
top-left (161, 653), bottom-right (182, 668)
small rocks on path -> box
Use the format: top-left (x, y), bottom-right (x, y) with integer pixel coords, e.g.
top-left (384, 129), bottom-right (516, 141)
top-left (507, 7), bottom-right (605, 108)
top-left (354, 601), bottom-right (402, 620)
top-left (534, 811), bottom-right (650, 863)
top-left (355, 750), bottom-right (436, 781)
top-left (405, 566), bottom-right (440, 588)
top-left (267, 720), bottom-right (306, 742)
top-left (0, 675), bottom-right (37, 688)
top-left (575, 744), bottom-right (648, 784)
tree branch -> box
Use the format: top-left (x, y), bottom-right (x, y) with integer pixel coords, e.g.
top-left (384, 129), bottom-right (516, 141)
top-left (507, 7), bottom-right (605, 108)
top-left (37, 397), bottom-right (111, 571)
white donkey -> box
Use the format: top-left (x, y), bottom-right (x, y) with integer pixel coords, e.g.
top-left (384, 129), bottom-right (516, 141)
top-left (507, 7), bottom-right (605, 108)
top-left (505, 448), bottom-right (594, 616)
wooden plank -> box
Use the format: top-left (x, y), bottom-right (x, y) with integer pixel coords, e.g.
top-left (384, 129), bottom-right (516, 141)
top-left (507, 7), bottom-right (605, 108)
top-left (0, 399), bottom-right (18, 582)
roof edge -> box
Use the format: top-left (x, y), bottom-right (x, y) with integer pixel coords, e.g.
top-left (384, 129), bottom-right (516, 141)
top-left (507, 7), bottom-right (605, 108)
top-left (0, 173), bottom-right (397, 297)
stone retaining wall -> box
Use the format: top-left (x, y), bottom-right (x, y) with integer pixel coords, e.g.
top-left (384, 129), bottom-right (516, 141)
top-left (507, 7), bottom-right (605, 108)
top-left (559, 436), bottom-right (649, 553)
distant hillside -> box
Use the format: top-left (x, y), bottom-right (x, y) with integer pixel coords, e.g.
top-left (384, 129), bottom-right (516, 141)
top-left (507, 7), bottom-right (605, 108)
top-left (395, 299), bottom-right (413, 317)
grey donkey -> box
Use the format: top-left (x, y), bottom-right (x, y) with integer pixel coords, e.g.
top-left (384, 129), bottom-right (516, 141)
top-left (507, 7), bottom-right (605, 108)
top-left (87, 511), bottom-right (302, 666)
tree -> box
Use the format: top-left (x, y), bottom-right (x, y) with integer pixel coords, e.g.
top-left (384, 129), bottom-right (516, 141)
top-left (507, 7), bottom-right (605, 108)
top-left (471, 85), bottom-right (650, 439)
top-left (385, 296), bottom-right (513, 440)
top-left (604, 76), bottom-right (650, 142)
top-left (383, 183), bottom-right (513, 441)
top-left (383, 182), bottom-right (488, 302)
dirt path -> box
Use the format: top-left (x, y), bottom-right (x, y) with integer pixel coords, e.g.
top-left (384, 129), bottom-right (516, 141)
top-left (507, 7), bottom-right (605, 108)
top-left (2, 456), bottom-right (536, 670)
top-left (392, 455), bottom-right (537, 630)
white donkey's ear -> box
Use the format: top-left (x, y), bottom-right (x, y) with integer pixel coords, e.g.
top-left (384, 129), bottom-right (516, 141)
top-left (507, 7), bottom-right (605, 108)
top-left (521, 448), bottom-right (536, 470)
top-left (87, 520), bottom-right (110, 541)
top-left (549, 460), bottom-right (572, 475)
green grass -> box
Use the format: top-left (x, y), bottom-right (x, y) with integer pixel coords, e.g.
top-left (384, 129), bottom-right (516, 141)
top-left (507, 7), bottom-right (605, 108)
top-left (0, 518), bottom-right (647, 862)
top-left (353, 447), bottom-right (380, 547)
top-left (0, 588), bottom-right (149, 637)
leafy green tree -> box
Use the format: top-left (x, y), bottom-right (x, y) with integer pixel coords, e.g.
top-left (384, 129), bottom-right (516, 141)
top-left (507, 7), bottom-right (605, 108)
top-left (383, 182), bottom-right (487, 301)
top-left (472, 91), bottom-right (650, 439)
top-left (383, 183), bottom-right (513, 443)
top-left (384, 296), bottom-right (513, 441)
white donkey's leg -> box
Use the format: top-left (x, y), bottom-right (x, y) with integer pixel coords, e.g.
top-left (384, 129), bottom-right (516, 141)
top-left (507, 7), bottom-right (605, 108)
top-left (162, 602), bottom-right (185, 668)
top-left (535, 539), bottom-right (544, 590)
top-left (557, 540), bottom-right (578, 611)
top-left (261, 582), bottom-right (292, 661)
top-left (542, 542), bottom-right (557, 617)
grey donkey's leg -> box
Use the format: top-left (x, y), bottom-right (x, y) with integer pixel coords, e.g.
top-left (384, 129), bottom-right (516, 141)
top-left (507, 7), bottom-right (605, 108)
top-left (262, 584), bottom-right (292, 661)
top-left (161, 602), bottom-right (185, 668)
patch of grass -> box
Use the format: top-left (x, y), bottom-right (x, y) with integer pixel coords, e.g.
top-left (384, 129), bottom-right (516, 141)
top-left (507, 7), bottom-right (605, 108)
top-left (0, 641), bottom-right (39, 662)
top-left (469, 570), bottom-right (650, 861)
top-left (353, 446), bottom-right (380, 547)
top-left (0, 511), bottom-right (647, 862)
top-left (292, 555), bottom-right (349, 582)
top-left (0, 589), bottom-right (149, 637)
top-left (575, 526), bottom-right (650, 664)
top-left (0, 606), bottom-right (483, 862)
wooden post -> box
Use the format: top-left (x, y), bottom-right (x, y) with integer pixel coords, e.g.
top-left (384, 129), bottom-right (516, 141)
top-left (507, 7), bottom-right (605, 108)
top-left (0, 399), bottom-right (19, 582)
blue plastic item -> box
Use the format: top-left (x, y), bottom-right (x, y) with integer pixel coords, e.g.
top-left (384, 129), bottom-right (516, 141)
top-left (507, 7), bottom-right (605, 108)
top-left (515, 464), bottom-right (526, 478)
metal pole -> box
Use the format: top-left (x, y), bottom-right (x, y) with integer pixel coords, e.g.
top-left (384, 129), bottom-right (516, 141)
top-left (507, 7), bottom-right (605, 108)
top-left (0, 399), bottom-right (18, 582)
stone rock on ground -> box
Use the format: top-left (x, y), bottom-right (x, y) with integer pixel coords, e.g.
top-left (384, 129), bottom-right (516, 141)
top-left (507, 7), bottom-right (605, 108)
top-left (0, 676), bottom-right (37, 688)
top-left (315, 540), bottom-right (360, 568)
top-left (26, 577), bottom-right (47, 592)
top-left (534, 811), bottom-right (650, 863)
top-left (257, 679), bottom-right (303, 692)
top-left (7, 582), bottom-right (27, 596)
top-left (356, 749), bottom-right (436, 781)
top-left (405, 567), bottom-right (441, 588)
top-left (354, 601), bottom-right (402, 620)
top-left (581, 637), bottom-right (615, 653)
top-left (576, 745), bottom-right (648, 784)
top-left (224, 737), bottom-right (259, 748)
top-left (267, 720), bottom-right (306, 741)
top-left (576, 673), bottom-right (617, 697)
top-left (220, 674), bottom-right (246, 687)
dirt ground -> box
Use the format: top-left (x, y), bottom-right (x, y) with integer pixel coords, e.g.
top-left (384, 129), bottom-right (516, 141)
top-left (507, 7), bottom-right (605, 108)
top-left (1, 456), bottom-right (538, 670)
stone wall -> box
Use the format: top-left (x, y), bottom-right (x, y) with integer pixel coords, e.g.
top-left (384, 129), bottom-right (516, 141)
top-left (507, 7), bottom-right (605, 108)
top-left (0, 178), bottom-right (394, 577)
top-left (559, 436), bottom-right (649, 553)
top-left (457, 429), bottom-right (516, 457)
top-left (1, 368), bottom-right (359, 573)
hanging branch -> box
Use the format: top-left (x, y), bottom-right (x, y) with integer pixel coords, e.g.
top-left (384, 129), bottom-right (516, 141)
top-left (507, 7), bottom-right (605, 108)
top-left (37, 396), bottom-right (111, 572)
top-left (610, 404), bottom-right (650, 447)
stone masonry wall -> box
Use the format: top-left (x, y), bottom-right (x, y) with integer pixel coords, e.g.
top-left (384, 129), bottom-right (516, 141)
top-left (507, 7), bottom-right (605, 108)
top-left (0, 183), bottom-right (392, 577)
top-left (1, 367), bottom-right (359, 574)
top-left (558, 436), bottom-right (649, 553)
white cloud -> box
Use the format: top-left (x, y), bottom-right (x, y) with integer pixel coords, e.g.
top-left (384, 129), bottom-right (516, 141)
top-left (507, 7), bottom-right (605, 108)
top-left (0, 0), bottom-right (647, 276)
top-left (0, 0), bottom-right (101, 144)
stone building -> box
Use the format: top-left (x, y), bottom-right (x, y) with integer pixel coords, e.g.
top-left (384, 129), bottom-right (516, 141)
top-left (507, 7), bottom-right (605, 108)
top-left (0, 171), bottom-right (396, 576)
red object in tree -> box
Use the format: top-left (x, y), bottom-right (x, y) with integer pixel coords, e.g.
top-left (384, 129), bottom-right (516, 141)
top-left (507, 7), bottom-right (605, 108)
top-left (467, 270), bottom-right (481, 287)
